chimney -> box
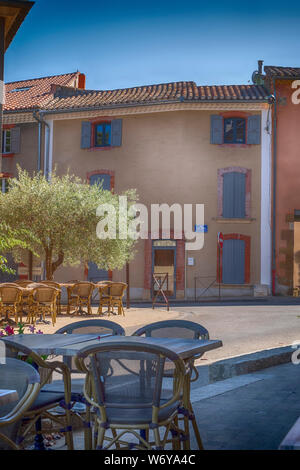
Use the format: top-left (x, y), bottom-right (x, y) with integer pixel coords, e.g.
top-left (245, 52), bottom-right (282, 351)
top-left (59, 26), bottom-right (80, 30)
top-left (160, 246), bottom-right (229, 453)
top-left (258, 60), bottom-right (263, 74)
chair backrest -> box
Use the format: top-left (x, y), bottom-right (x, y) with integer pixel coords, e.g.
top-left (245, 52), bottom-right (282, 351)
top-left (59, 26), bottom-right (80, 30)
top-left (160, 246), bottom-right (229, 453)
top-left (55, 319), bottom-right (125, 373)
top-left (14, 280), bottom-right (34, 287)
top-left (75, 341), bottom-right (186, 425)
top-left (71, 282), bottom-right (94, 297)
top-left (0, 286), bottom-right (22, 303)
top-left (109, 282), bottom-right (127, 297)
top-left (0, 358), bottom-right (40, 450)
top-left (55, 319), bottom-right (125, 336)
top-left (132, 320), bottom-right (209, 340)
top-left (33, 286), bottom-right (58, 303)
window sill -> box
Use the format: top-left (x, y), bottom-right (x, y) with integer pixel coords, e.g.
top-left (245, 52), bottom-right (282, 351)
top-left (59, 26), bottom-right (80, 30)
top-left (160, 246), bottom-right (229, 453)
top-left (88, 146), bottom-right (114, 152)
top-left (218, 143), bottom-right (252, 148)
top-left (213, 217), bottom-right (255, 223)
top-left (2, 153), bottom-right (15, 158)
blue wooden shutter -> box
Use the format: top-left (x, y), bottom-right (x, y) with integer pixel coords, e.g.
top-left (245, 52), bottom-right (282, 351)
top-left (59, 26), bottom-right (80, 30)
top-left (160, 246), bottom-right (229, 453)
top-left (111, 119), bottom-right (122, 147)
top-left (81, 121), bottom-right (92, 149)
top-left (89, 173), bottom-right (111, 191)
top-left (88, 174), bottom-right (110, 283)
top-left (10, 127), bottom-right (21, 153)
top-left (247, 115), bottom-right (261, 144)
top-left (223, 172), bottom-right (246, 218)
top-left (210, 115), bottom-right (223, 144)
top-left (222, 239), bottom-right (245, 284)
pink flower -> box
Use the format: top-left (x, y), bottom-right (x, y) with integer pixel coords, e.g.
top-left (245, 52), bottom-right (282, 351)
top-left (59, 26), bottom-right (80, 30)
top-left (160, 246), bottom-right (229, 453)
top-left (4, 325), bottom-right (15, 336)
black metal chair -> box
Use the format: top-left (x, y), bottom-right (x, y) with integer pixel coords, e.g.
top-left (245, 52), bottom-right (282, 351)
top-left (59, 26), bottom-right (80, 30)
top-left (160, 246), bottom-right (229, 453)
top-left (75, 340), bottom-right (188, 450)
top-left (132, 319), bottom-right (209, 450)
top-left (0, 358), bottom-right (40, 450)
top-left (50, 319), bottom-right (126, 449)
top-left (3, 342), bottom-right (73, 450)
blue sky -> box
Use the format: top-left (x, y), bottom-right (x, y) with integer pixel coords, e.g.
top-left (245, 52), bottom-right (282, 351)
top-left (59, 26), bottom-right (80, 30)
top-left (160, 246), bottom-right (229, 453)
top-left (4, 0), bottom-right (300, 90)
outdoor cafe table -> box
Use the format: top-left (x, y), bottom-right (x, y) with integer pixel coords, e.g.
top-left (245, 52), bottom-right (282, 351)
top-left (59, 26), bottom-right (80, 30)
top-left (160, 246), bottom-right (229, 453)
top-left (0, 389), bottom-right (18, 407)
top-left (2, 334), bottom-right (222, 450)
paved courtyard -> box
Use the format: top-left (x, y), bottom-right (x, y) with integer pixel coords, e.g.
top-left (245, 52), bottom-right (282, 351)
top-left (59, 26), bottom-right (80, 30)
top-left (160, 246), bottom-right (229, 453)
top-left (36, 300), bottom-right (300, 363)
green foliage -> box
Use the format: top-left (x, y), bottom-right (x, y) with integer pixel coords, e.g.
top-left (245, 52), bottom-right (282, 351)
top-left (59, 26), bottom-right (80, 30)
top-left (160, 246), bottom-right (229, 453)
top-left (0, 222), bottom-right (36, 273)
top-left (0, 166), bottom-right (138, 279)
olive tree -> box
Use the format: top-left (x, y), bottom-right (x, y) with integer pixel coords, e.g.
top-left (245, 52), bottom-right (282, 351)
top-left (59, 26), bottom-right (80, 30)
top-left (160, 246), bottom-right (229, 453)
top-left (0, 167), bottom-right (137, 279)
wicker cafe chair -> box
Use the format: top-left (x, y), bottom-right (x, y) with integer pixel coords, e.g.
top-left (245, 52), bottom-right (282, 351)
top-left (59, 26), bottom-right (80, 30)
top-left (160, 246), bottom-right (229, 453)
top-left (0, 285), bottom-right (23, 325)
top-left (29, 286), bottom-right (59, 326)
top-left (98, 282), bottom-right (127, 317)
top-left (132, 320), bottom-right (210, 450)
top-left (51, 320), bottom-right (125, 450)
top-left (75, 341), bottom-right (188, 450)
top-left (39, 281), bottom-right (62, 315)
top-left (67, 282), bottom-right (95, 316)
top-left (0, 358), bottom-right (41, 450)
top-left (3, 340), bottom-right (74, 450)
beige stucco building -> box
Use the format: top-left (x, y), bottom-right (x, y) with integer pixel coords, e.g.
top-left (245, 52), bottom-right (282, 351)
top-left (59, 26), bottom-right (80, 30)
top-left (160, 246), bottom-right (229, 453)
top-left (1, 75), bottom-right (272, 299)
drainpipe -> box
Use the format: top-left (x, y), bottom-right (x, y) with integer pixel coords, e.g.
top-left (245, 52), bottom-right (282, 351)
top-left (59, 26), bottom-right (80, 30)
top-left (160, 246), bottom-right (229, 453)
top-left (272, 78), bottom-right (277, 295)
top-left (32, 110), bottom-right (50, 177)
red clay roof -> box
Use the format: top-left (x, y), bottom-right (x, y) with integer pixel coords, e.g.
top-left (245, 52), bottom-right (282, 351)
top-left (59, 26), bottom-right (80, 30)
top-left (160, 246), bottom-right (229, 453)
top-left (4, 72), bottom-right (82, 111)
top-left (264, 66), bottom-right (300, 78)
top-left (43, 82), bottom-right (268, 111)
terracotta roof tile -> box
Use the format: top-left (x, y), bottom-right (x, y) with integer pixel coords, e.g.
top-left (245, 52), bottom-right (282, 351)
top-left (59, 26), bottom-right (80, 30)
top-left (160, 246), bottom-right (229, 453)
top-left (44, 81), bottom-right (268, 111)
top-left (264, 66), bottom-right (300, 78)
top-left (4, 72), bottom-right (82, 111)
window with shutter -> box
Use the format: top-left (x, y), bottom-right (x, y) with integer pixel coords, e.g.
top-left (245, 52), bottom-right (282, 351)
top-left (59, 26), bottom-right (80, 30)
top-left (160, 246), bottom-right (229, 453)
top-left (223, 172), bottom-right (246, 218)
top-left (82, 119), bottom-right (122, 149)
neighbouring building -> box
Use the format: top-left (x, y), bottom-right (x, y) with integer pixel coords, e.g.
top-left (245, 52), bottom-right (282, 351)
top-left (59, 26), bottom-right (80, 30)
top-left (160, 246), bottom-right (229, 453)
top-left (0, 0), bottom-right (34, 172)
top-left (2, 72), bottom-right (273, 299)
top-left (258, 64), bottom-right (300, 295)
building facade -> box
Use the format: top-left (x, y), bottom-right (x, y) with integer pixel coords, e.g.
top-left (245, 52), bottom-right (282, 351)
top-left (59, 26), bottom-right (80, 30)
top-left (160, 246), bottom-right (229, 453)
top-left (2, 75), bottom-right (272, 299)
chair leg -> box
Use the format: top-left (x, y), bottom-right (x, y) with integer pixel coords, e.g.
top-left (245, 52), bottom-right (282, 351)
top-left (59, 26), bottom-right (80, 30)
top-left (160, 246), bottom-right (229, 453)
top-left (96, 424), bottom-right (105, 450)
top-left (153, 427), bottom-right (163, 450)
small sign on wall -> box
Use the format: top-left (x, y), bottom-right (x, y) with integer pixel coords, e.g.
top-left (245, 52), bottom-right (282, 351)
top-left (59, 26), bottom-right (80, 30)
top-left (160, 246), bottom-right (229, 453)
top-left (195, 224), bottom-right (208, 233)
top-left (187, 257), bottom-right (195, 266)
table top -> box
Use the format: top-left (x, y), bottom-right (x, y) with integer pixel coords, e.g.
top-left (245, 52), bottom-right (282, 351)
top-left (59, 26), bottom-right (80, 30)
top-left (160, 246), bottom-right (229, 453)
top-left (0, 389), bottom-right (18, 406)
top-left (2, 334), bottom-right (105, 356)
top-left (2, 334), bottom-right (222, 360)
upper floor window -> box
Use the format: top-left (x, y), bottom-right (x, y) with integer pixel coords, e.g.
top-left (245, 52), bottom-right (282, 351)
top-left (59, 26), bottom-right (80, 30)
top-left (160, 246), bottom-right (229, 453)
top-left (2, 130), bottom-right (11, 154)
top-left (81, 119), bottom-right (122, 149)
top-left (95, 122), bottom-right (111, 148)
top-left (218, 167), bottom-right (251, 219)
top-left (1, 127), bottom-right (21, 155)
top-left (224, 118), bottom-right (246, 144)
top-left (223, 172), bottom-right (246, 218)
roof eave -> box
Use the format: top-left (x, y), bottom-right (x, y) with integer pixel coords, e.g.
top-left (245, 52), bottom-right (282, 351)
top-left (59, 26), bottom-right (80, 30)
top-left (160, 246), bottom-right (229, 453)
top-left (39, 98), bottom-right (269, 115)
top-left (0, 0), bottom-right (34, 51)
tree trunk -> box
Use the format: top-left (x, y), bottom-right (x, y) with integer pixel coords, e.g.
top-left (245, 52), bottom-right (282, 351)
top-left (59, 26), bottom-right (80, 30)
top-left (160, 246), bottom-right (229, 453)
top-left (45, 248), bottom-right (53, 280)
